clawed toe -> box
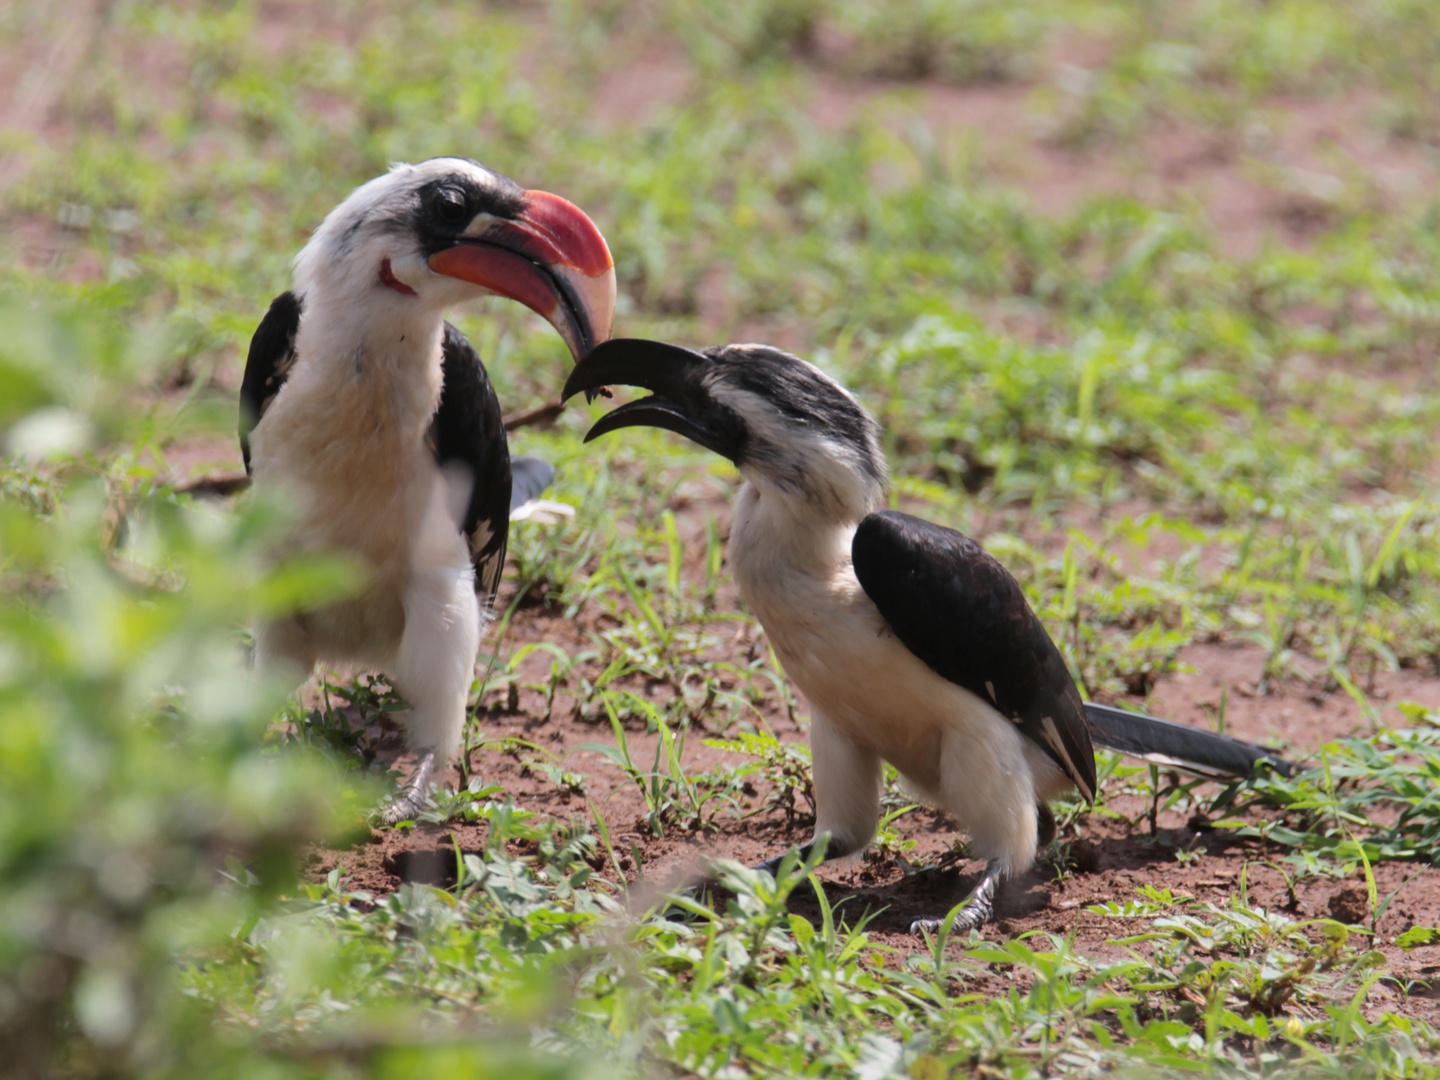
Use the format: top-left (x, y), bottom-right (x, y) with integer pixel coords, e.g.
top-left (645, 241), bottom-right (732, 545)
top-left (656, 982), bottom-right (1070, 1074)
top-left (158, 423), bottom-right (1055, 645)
top-left (909, 858), bottom-right (1002, 938)
top-left (908, 903), bottom-right (987, 938)
top-left (375, 787), bottom-right (431, 825)
top-left (373, 750), bottom-right (438, 826)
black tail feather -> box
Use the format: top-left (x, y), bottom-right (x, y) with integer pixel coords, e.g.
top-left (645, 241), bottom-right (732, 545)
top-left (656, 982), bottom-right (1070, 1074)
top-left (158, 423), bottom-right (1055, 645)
top-left (509, 455), bottom-right (556, 511)
top-left (1084, 702), bottom-right (1296, 779)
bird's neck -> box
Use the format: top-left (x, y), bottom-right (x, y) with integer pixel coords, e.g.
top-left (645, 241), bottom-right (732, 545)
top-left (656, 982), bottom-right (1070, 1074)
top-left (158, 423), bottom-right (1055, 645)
top-left (292, 285), bottom-right (448, 435)
top-left (728, 480), bottom-right (860, 603)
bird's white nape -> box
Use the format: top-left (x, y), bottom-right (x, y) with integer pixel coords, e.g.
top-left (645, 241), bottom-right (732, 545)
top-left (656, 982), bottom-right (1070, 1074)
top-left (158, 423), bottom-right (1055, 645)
top-left (707, 378), bottom-right (887, 526)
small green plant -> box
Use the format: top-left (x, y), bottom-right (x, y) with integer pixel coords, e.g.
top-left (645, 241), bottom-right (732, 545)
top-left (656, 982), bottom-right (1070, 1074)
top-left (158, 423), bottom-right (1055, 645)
top-left (706, 729), bottom-right (817, 829)
top-left (582, 690), bottom-right (740, 835)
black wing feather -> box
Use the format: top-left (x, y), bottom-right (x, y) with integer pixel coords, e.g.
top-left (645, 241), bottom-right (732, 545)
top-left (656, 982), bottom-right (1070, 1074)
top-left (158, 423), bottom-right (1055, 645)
top-left (852, 510), bottom-right (1098, 802)
top-left (239, 291), bottom-right (303, 474)
top-left (431, 322), bottom-right (513, 604)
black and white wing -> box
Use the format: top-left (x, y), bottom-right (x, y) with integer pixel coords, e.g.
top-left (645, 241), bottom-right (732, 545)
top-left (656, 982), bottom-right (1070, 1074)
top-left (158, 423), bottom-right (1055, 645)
top-left (851, 510), bottom-right (1097, 803)
top-left (238, 291), bottom-right (303, 474)
top-left (431, 322), bottom-right (513, 605)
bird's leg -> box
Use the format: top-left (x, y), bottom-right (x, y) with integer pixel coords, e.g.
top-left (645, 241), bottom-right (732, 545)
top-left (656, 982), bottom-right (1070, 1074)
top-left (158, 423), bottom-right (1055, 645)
top-left (649, 840), bottom-right (821, 923)
top-left (741, 717), bottom-right (878, 896)
top-left (910, 804), bottom-right (1053, 936)
top-left (909, 858), bottom-right (1003, 937)
top-left (377, 749), bottom-right (438, 825)
top-left (378, 503), bottom-right (481, 827)
top-left (657, 717), bottom-right (875, 919)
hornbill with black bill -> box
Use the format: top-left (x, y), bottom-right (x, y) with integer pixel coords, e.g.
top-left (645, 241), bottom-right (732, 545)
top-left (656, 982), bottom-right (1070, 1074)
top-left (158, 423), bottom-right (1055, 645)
top-left (564, 338), bottom-right (1292, 935)
top-left (240, 158), bottom-right (615, 822)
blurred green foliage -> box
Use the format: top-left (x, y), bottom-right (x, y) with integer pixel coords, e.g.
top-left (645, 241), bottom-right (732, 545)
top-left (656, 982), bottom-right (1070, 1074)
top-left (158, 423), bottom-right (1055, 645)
top-left (0, 300), bottom-right (346, 1073)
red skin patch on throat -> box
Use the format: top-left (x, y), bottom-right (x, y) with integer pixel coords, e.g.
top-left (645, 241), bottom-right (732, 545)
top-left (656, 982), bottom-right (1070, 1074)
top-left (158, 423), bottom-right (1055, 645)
top-left (379, 257), bottom-right (417, 296)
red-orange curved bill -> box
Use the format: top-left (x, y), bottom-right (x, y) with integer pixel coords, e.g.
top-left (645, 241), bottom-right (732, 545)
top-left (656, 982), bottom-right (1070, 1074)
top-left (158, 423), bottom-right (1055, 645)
top-left (427, 189), bottom-right (616, 361)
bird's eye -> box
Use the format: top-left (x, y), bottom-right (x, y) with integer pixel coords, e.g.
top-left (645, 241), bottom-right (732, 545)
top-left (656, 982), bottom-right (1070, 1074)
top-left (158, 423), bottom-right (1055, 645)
top-left (434, 186), bottom-right (468, 225)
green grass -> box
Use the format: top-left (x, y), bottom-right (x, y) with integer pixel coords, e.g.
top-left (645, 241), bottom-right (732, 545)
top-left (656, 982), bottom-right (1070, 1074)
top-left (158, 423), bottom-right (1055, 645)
top-left (4, 0), bottom-right (1440, 1075)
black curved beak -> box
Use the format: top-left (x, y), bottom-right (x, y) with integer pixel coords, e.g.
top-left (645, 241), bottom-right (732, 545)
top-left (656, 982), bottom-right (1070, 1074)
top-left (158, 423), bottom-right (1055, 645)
top-left (563, 338), bottom-right (744, 463)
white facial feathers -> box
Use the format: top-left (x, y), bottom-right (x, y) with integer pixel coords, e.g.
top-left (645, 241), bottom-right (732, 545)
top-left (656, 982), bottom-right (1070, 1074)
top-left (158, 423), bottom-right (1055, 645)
top-left (706, 359), bottom-right (887, 525)
top-left (291, 158), bottom-right (506, 302)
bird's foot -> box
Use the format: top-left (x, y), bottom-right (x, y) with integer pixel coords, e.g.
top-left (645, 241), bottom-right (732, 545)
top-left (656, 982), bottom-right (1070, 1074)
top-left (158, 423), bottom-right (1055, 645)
top-left (374, 750), bottom-right (438, 826)
top-left (656, 842), bottom-right (825, 922)
top-left (749, 840), bottom-right (827, 899)
top-left (752, 841), bottom-right (817, 880)
top-left (909, 858), bottom-right (1001, 937)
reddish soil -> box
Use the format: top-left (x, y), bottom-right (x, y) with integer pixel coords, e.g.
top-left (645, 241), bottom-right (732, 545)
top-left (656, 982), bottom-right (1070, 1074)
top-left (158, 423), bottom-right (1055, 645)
top-left (7, 7), bottom-right (1438, 266)
top-left (578, 29), bottom-right (1439, 261)
top-left (316, 658), bottom-right (1440, 1022)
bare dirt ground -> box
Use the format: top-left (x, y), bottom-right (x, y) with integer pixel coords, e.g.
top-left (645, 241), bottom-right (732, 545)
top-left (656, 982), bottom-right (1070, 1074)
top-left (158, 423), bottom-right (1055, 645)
top-left (317, 644), bottom-right (1440, 1022)
top-left (7, 7), bottom-right (1437, 275)
top-left (584, 27), bottom-right (1440, 262)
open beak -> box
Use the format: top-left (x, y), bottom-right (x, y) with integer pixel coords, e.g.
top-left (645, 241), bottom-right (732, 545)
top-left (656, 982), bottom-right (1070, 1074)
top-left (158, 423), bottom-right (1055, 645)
top-left (562, 338), bottom-right (744, 462)
top-left (427, 189), bottom-right (616, 362)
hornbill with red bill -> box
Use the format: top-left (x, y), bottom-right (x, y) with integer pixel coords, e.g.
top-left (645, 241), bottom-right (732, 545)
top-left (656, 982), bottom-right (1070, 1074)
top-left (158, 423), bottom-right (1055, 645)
top-left (564, 338), bottom-right (1292, 935)
top-left (240, 158), bottom-right (615, 822)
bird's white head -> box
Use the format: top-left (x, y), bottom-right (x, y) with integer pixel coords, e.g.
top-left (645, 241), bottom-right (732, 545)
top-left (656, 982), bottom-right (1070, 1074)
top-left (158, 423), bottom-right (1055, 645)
top-left (564, 339), bottom-right (888, 523)
top-left (292, 157), bottom-right (616, 361)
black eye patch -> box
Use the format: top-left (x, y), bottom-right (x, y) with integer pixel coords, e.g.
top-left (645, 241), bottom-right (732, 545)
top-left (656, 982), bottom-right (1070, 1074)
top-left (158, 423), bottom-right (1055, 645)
top-left (411, 170), bottom-right (528, 256)
top-left (433, 186), bottom-right (468, 225)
